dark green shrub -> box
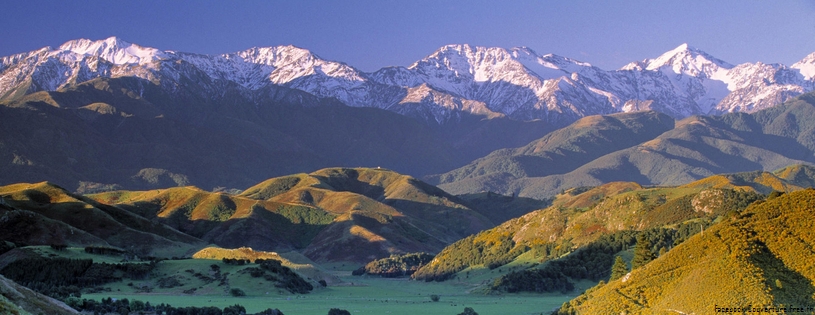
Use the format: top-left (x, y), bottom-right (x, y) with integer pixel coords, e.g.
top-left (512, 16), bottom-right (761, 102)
top-left (328, 308), bottom-right (351, 315)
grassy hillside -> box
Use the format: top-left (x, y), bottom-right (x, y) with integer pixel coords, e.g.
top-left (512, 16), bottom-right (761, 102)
top-left (773, 164), bottom-right (815, 188)
top-left (414, 168), bottom-right (795, 282)
top-left (0, 182), bottom-right (205, 256)
top-left (0, 274), bottom-right (79, 315)
top-left (91, 168), bottom-right (495, 263)
top-left (557, 189), bottom-right (815, 314)
top-left (680, 169), bottom-right (805, 194)
top-left (437, 92), bottom-right (815, 199)
top-left (431, 111), bottom-right (674, 191)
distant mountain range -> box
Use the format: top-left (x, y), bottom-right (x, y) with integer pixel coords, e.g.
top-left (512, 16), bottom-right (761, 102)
top-left (2, 37), bottom-right (814, 125)
top-left (433, 92), bottom-right (815, 199)
top-left (0, 75), bottom-right (554, 191)
top-left (3, 37), bottom-right (815, 193)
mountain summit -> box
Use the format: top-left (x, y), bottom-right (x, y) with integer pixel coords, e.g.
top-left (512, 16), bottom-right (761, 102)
top-left (626, 43), bottom-right (733, 78)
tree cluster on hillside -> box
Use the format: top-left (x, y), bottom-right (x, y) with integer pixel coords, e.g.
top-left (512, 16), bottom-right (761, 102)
top-left (412, 231), bottom-right (527, 281)
top-left (242, 258), bottom-right (313, 294)
top-left (66, 297), bottom-right (284, 315)
top-left (490, 220), bottom-right (718, 293)
top-left (0, 257), bottom-right (156, 299)
top-left (352, 252), bottom-right (434, 277)
top-left (84, 245), bottom-right (126, 256)
top-left (222, 258), bottom-right (251, 265)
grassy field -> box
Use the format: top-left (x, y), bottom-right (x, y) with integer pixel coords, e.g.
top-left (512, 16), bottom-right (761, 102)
top-left (84, 272), bottom-right (575, 315)
top-left (26, 246), bottom-right (578, 314)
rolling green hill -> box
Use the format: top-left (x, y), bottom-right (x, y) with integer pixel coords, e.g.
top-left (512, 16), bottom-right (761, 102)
top-left (557, 188), bottom-right (815, 314)
top-left (0, 182), bottom-right (205, 256)
top-left (435, 92), bottom-right (815, 199)
top-left (90, 167), bottom-right (495, 263)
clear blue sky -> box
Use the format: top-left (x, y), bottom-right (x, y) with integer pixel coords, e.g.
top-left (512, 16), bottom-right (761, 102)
top-left (3, 0), bottom-right (814, 72)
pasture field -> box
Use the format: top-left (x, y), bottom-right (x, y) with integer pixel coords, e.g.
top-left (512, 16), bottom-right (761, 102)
top-left (84, 272), bottom-right (577, 315)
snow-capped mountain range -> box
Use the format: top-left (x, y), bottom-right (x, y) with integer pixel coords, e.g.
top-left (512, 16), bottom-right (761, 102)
top-left (2, 37), bottom-right (814, 124)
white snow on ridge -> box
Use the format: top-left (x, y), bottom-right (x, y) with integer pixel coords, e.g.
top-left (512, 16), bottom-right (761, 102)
top-left (1, 37), bottom-right (814, 124)
top-left (510, 47), bottom-right (570, 80)
top-left (58, 37), bottom-right (167, 65)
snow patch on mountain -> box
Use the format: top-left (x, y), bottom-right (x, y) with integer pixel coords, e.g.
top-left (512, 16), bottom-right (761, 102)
top-left (509, 47), bottom-right (571, 80)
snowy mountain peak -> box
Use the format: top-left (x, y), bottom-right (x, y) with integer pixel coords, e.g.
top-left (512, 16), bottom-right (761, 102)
top-left (407, 44), bottom-right (527, 89)
top-left (59, 36), bottom-right (129, 51)
top-left (58, 36), bottom-right (167, 65)
top-left (792, 51), bottom-right (815, 80)
top-left (642, 43), bottom-right (733, 77)
top-left (232, 45), bottom-right (317, 66)
top-left (412, 44), bottom-right (516, 71)
top-left (797, 52), bottom-right (815, 64)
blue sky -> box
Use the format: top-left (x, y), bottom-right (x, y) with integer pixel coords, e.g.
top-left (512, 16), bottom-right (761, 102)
top-left (3, 0), bottom-right (814, 72)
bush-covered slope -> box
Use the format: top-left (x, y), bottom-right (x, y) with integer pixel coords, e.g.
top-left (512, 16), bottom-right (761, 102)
top-left (414, 169), bottom-right (789, 281)
top-left (557, 189), bottom-right (815, 314)
top-left (352, 252), bottom-right (434, 277)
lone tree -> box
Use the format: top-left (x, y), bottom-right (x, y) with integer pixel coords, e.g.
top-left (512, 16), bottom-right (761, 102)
top-left (631, 233), bottom-right (655, 269)
top-left (610, 256), bottom-right (628, 281)
top-left (328, 309), bottom-right (351, 315)
top-left (458, 307), bottom-right (479, 315)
